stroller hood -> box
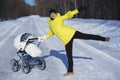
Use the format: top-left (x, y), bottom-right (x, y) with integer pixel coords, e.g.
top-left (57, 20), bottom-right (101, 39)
top-left (20, 33), bottom-right (32, 42)
top-left (14, 33), bottom-right (32, 50)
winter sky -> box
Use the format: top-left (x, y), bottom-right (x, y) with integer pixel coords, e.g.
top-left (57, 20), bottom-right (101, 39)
top-left (24, 0), bottom-right (35, 6)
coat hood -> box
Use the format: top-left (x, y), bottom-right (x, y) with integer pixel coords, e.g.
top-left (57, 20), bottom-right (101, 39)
top-left (48, 13), bottom-right (61, 22)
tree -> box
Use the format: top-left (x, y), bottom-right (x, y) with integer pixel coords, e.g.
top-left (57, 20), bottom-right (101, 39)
top-left (0, 0), bottom-right (120, 20)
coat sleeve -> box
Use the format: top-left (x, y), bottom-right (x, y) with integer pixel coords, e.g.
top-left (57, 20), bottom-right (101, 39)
top-left (45, 29), bottom-right (54, 39)
top-left (61, 9), bottom-right (79, 20)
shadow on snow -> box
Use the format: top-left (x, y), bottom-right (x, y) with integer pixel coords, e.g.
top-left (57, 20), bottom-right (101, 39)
top-left (43, 50), bottom-right (93, 70)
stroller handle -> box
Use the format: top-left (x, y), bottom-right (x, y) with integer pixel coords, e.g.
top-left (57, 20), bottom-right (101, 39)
top-left (27, 38), bottom-right (41, 47)
top-left (28, 38), bottom-right (38, 41)
top-left (28, 38), bottom-right (42, 46)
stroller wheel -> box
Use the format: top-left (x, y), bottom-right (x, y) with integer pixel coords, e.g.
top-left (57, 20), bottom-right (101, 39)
top-left (37, 58), bottom-right (46, 70)
top-left (11, 59), bottom-right (19, 72)
top-left (22, 61), bottom-right (30, 74)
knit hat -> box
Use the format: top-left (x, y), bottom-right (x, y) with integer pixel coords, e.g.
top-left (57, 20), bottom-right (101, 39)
top-left (49, 9), bottom-right (57, 15)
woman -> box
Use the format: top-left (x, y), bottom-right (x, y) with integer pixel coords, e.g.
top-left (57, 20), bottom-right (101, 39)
top-left (38, 9), bottom-right (110, 76)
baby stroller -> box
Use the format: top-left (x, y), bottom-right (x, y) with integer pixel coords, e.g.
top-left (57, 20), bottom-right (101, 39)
top-left (11, 33), bottom-right (46, 74)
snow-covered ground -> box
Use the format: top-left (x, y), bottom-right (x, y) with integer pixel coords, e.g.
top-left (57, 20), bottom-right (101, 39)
top-left (0, 15), bottom-right (120, 80)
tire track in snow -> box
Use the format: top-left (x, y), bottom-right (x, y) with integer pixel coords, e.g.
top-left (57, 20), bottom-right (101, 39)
top-left (0, 21), bottom-right (25, 41)
top-left (75, 40), bottom-right (120, 67)
top-left (30, 18), bottom-right (41, 35)
top-left (0, 21), bottom-right (28, 48)
top-left (32, 17), bottom-right (48, 35)
top-left (73, 41), bottom-right (120, 80)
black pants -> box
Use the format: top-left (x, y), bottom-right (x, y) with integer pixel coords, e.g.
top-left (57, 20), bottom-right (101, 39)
top-left (65, 31), bottom-right (106, 72)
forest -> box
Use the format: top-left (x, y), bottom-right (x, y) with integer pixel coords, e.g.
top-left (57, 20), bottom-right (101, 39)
top-left (0, 0), bottom-right (120, 21)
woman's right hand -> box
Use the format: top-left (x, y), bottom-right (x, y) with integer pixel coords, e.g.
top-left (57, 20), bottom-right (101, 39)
top-left (38, 35), bottom-right (46, 42)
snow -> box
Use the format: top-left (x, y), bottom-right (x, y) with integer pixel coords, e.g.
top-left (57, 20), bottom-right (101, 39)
top-left (0, 15), bottom-right (120, 80)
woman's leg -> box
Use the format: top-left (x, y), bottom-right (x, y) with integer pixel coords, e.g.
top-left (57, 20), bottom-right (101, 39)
top-left (65, 39), bottom-right (74, 73)
top-left (73, 31), bottom-right (107, 41)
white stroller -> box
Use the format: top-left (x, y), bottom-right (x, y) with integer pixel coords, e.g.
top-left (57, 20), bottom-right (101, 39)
top-left (11, 33), bottom-right (46, 74)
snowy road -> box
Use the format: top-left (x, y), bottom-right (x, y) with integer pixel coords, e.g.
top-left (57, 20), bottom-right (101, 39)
top-left (0, 15), bottom-right (120, 80)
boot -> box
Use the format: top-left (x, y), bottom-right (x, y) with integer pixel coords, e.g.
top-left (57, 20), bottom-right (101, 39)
top-left (105, 37), bottom-right (110, 42)
top-left (63, 72), bottom-right (73, 76)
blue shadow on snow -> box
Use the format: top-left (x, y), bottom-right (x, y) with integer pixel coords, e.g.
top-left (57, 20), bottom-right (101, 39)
top-left (43, 50), bottom-right (93, 70)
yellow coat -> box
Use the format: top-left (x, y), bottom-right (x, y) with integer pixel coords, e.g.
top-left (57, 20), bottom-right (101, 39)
top-left (45, 9), bottom-right (79, 45)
